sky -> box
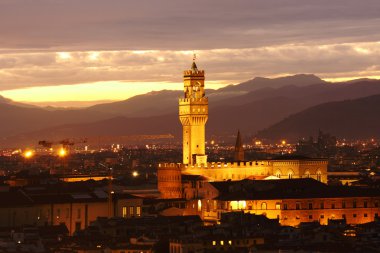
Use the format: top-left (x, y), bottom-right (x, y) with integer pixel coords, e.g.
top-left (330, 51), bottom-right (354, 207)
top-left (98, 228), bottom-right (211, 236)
top-left (0, 0), bottom-right (380, 107)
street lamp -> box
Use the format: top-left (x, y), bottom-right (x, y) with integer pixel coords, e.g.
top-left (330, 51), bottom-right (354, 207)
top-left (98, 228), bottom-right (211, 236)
top-left (58, 147), bottom-right (67, 157)
top-left (23, 150), bottom-right (34, 159)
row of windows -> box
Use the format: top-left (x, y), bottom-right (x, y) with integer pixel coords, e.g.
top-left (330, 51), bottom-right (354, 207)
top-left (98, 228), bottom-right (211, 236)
top-left (275, 171), bottom-right (322, 181)
top-left (228, 200), bottom-right (379, 211)
top-left (283, 213), bottom-right (379, 221)
top-left (283, 200), bottom-right (378, 210)
top-left (122, 206), bottom-right (141, 218)
top-left (305, 213), bottom-right (376, 220)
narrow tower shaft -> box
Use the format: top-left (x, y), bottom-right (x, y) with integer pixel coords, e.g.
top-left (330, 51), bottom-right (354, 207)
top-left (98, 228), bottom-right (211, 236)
top-left (179, 62), bottom-right (208, 165)
top-left (234, 130), bottom-right (245, 162)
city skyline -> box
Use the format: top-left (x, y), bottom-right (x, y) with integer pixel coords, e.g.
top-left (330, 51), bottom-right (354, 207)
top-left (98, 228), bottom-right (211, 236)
top-left (1, 0), bottom-right (380, 106)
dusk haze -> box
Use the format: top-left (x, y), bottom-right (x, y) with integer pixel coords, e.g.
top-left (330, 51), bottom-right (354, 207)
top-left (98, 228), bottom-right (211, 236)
top-left (1, 1), bottom-right (380, 252)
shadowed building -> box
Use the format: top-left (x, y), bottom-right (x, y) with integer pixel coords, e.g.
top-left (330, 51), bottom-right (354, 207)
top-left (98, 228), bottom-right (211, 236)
top-left (0, 187), bottom-right (145, 235)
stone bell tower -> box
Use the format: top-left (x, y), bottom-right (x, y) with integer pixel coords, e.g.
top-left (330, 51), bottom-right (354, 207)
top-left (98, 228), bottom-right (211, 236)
top-left (179, 61), bottom-right (208, 165)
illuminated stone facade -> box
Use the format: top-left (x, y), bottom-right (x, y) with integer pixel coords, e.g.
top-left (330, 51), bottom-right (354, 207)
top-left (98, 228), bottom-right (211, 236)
top-left (179, 61), bottom-right (208, 165)
top-left (158, 159), bottom-right (328, 198)
top-left (157, 163), bottom-right (183, 199)
top-left (157, 62), bottom-right (328, 199)
top-left (196, 179), bottom-right (380, 226)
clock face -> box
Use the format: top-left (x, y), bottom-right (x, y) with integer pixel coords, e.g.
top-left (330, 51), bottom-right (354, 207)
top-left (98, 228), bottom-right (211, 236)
top-left (193, 81), bottom-right (201, 92)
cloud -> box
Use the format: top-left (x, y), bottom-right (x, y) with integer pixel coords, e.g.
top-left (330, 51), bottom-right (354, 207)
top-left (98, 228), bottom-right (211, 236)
top-left (1, 42), bottom-right (380, 91)
top-left (0, 0), bottom-right (380, 51)
top-left (0, 0), bottom-right (380, 100)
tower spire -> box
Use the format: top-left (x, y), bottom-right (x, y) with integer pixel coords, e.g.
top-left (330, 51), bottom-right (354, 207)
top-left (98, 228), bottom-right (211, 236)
top-left (191, 53), bottom-right (198, 71)
top-left (234, 130), bottom-right (245, 162)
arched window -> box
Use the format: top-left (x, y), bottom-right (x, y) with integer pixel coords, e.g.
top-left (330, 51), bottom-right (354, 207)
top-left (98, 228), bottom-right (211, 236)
top-left (316, 170), bottom-right (322, 181)
top-left (261, 202), bottom-right (267, 210)
top-left (275, 170), bottom-right (281, 179)
top-left (288, 170), bottom-right (294, 179)
top-left (304, 170), bottom-right (311, 178)
top-left (197, 200), bottom-right (202, 212)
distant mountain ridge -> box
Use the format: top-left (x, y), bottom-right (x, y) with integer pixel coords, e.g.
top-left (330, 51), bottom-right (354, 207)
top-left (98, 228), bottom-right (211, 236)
top-left (257, 94), bottom-right (380, 141)
top-left (1, 75), bottom-right (380, 147)
top-left (86, 74), bottom-right (326, 117)
top-left (0, 95), bottom-right (38, 108)
top-left (218, 74), bottom-right (325, 93)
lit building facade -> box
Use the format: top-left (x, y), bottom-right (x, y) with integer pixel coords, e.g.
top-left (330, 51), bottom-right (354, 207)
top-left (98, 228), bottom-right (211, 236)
top-left (179, 61), bottom-right (208, 166)
top-left (193, 179), bottom-right (380, 226)
top-left (157, 61), bottom-right (328, 199)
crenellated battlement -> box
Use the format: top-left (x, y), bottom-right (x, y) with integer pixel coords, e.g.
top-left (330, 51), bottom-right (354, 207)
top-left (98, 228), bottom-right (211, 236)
top-left (184, 70), bottom-right (205, 76)
top-left (158, 163), bottom-right (183, 169)
top-left (179, 97), bottom-right (208, 103)
top-left (159, 159), bottom-right (328, 170)
top-left (159, 161), bottom-right (272, 169)
top-left (272, 160), bottom-right (328, 166)
top-left (186, 161), bottom-right (272, 169)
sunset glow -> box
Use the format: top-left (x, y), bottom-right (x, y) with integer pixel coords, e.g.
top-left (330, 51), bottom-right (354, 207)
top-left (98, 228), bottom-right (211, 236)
top-left (0, 1), bottom-right (379, 107)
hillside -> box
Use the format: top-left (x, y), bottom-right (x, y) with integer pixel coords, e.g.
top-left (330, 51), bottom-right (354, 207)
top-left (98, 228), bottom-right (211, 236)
top-left (0, 103), bottom-right (114, 137)
top-left (2, 75), bottom-right (380, 147)
top-left (257, 94), bottom-right (380, 141)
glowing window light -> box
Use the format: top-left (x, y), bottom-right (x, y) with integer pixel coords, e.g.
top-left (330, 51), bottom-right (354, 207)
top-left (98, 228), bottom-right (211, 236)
top-left (230, 200), bottom-right (247, 210)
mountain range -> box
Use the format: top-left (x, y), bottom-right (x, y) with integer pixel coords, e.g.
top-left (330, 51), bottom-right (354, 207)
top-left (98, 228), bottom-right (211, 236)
top-left (257, 94), bottom-right (380, 141)
top-left (1, 74), bottom-right (380, 147)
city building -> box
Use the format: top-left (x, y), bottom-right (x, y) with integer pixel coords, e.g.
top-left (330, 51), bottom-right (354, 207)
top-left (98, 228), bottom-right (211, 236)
top-left (197, 178), bottom-right (380, 226)
top-left (158, 62), bottom-right (328, 199)
top-left (0, 185), bottom-right (145, 235)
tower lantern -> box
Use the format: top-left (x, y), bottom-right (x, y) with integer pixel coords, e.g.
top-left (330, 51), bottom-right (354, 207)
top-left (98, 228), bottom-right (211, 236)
top-left (179, 60), bottom-right (208, 165)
